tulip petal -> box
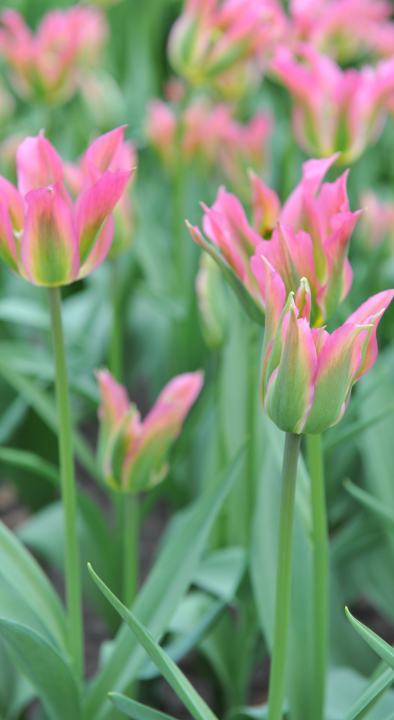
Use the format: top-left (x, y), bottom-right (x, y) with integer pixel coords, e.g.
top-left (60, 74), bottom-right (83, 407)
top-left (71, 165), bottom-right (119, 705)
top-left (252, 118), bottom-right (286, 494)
top-left (303, 323), bottom-right (369, 434)
top-left (265, 300), bottom-right (317, 433)
top-left (318, 210), bottom-right (361, 318)
top-left (345, 290), bottom-right (394, 380)
top-left (249, 170), bottom-right (280, 236)
top-left (0, 194), bottom-right (18, 271)
top-left (21, 183), bottom-right (79, 286)
top-left (85, 125), bottom-right (127, 175)
top-left (16, 132), bottom-right (71, 206)
top-left (280, 154), bottom-right (340, 229)
top-left (76, 168), bottom-right (131, 265)
top-left (250, 255), bottom-right (285, 357)
top-left (78, 215), bottom-right (114, 279)
top-left (0, 176), bottom-right (24, 231)
top-left (95, 368), bottom-right (130, 430)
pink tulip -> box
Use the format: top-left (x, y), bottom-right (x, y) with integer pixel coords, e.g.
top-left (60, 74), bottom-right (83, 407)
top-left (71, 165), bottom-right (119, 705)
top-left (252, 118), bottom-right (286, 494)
top-left (189, 154), bottom-right (360, 324)
top-left (271, 43), bottom-right (394, 163)
top-left (146, 96), bottom-right (271, 190)
top-left (95, 369), bottom-right (204, 492)
top-left (64, 126), bottom-right (137, 258)
top-left (168, 0), bottom-right (287, 95)
top-left (0, 128), bottom-right (131, 286)
top-left (260, 266), bottom-right (394, 434)
top-left (290, 0), bottom-right (394, 61)
top-left (0, 5), bottom-right (107, 105)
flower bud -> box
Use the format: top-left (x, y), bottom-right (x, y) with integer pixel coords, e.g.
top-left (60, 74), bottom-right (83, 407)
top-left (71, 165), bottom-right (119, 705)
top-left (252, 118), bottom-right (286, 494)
top-left (196, 253), bottom-right (228, 349)
top-left (96, 370), bottom-right (204, 492)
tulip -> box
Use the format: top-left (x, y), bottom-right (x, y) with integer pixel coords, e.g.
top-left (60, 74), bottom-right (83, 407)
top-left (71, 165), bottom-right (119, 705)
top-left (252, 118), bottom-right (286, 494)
top-left (146, 96), bottom-right (271, 191)
top-left (189, 154), bottom-right (360, 324)
top-left (290, 0), bottom-right (394, 61)
top-left (0, 5), bottom-right (107, 105)
top-left (260, 265), bottom-right (394, 434)
top-left (168, 0), bottom-right (287, 95)
top-left (271, 43), bottom-right (394, 163)
top-left (64, 126), bottom-right (136, 258)
top-left (0, 128), bottom-right (131, 286)
top-left (96, 369), bottom-right (204, 492)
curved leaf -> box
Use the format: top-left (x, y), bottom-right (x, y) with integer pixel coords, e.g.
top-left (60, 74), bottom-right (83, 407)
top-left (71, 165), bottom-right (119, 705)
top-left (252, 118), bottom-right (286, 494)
top-left (109, 694), bottom-right (176, 720)
top-left (0, 620), bottom-right (81, 720)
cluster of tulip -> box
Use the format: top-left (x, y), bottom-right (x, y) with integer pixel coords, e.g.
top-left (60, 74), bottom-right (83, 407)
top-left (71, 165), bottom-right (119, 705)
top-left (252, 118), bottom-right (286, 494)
top-left (1, 2), bottom-right (394, 720)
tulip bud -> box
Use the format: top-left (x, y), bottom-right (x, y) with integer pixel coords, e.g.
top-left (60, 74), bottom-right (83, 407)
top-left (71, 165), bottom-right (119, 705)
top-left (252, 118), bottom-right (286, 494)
top-left (196, 253), bottom-right (228, 349)
top-left (96, 370), bottom-right (204, 492)
top-left (260, 262), bottom-right (394, 434)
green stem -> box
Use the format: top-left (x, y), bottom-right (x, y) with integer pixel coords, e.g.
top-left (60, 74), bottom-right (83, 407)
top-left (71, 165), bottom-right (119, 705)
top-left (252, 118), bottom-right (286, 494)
top-left (47, 287), bottom-right (83, 680)
top-left (267, 432), bottom-right (301, 720)
top-left (122, 493), bottom-right (139, 608)
top-left (109, 259), bottom-right (124, 383)
top-left (306, 433), bottom-right (329, 720)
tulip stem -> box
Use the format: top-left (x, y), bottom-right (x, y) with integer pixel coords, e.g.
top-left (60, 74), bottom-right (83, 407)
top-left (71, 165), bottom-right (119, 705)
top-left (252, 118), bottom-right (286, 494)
top-left (47, 287), bottom-right (83, 680)
top-left (307, 432), bottom-right (329, 720)
top-left (109, 258), bottom-right (124, 383)
top-left (122, 493), bottom-right (139, 608)
top-left (267, 432), bottom-right (301, 720)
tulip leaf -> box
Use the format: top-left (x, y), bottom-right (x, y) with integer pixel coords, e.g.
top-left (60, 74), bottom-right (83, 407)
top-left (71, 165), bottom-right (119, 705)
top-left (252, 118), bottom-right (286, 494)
top-left (109, 693), bottom-right (176, 720)
top-left (0, 359), bottom-right (99, 481)
top-left (85, 441), bottom-right (246, 720)
top-left (342, 666), bottom-right (394, 720)
top-left (188, 225), bottom-right (265, 327)
top-left (0, 519), bottom-right (67, 651)
top-left (0, 297), bottom-right (49, 329)
top-left (324, 403), bottom-right (394, 452)
top-left (139, 598), bottom-right (225, 680)
top-left (0, 447), bottom-right (59, 485)
top-left (346, 607), bottom-right (394, 669)
top-left (88, 564), bottom-right (219, 720)
top-left (343, 479), bottom-right (394, 531)
top-left (0, 620), bottom-right (81, 720)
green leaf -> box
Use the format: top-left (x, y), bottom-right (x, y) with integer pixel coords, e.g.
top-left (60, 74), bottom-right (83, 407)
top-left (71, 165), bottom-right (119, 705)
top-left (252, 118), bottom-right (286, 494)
top-left (343, 479), bottom-right (394, 531)
top-left (0, 447), bottom-right (59, 485)
top-left (0, 519), bottom-right (67, 650)
top-left (85, 442), bottom-right (246, 720)
top-left (18, 494), bottom-right (121, 632)
top-left (0, 397), bottom-right (28, 444)
top-left (0, 620), bottom-right (81, 720)
top-left (0, 637), bottom-right (34, 720)
top-left (187, 224), bottom-right (265, 327)
top-left (346, 607), bottom-right (394, 670)
top-left (88, 565), bottom-right (219, 720)
top-left (342, 666), bottom-right (394, 720)
top-left (0, 360), bottom-right (99, 481)
top-left (324, 403), bottom-right (394, 452)
top-left (0, 297), bottom-right (49, 329)
top-left (193, 547), bottom-right (247, 602)
top-left (109, 694), bottom-right (176, 720)
top-left (140, 597), bottom-right (225, 680)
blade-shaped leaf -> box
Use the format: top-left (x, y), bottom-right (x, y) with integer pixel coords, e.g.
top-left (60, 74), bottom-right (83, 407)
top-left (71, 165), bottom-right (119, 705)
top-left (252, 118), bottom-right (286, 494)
top-left (343, 666), bottom-right (394, 720)
top-left (89, 565), bottom-right (218, 720)
top-left (109, 694), bottom-right (176, 720)
top-left (0, 519), bottom-right (66, 650)
top-left (188, 227), bottom-right (265, 327)
top-left (0, 620), bottom-right (81, 720)
top-left (346, 608), bottom-right (394, 669)
top-left (193, 547), bottom-right (247, 602)
top-left (85, 442), bottom-right (246, 720)
top-left (0, 360), bottom-right (98, 481)
top-left (0, 447), bottom-right (59, 485)
top-left (343, 479), bottom-right (394, 531)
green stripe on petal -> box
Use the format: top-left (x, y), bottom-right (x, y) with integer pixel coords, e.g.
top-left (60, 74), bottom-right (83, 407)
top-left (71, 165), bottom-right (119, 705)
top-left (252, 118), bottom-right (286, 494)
top-left (21, 184), bottom-right (79, 287)
top-left (265, 299), bottom-right (318, 433)
top-left (303, 323), bottom-right (370, 434)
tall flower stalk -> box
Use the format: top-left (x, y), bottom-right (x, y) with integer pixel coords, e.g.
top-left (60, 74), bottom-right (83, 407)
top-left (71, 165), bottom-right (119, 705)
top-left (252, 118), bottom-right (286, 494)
top-left (48, 287), bottom-right (83, 679)
top-left (267, 432), bottom-right (301, 720)
top-left (307, 433), bottom-right (329, 720)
